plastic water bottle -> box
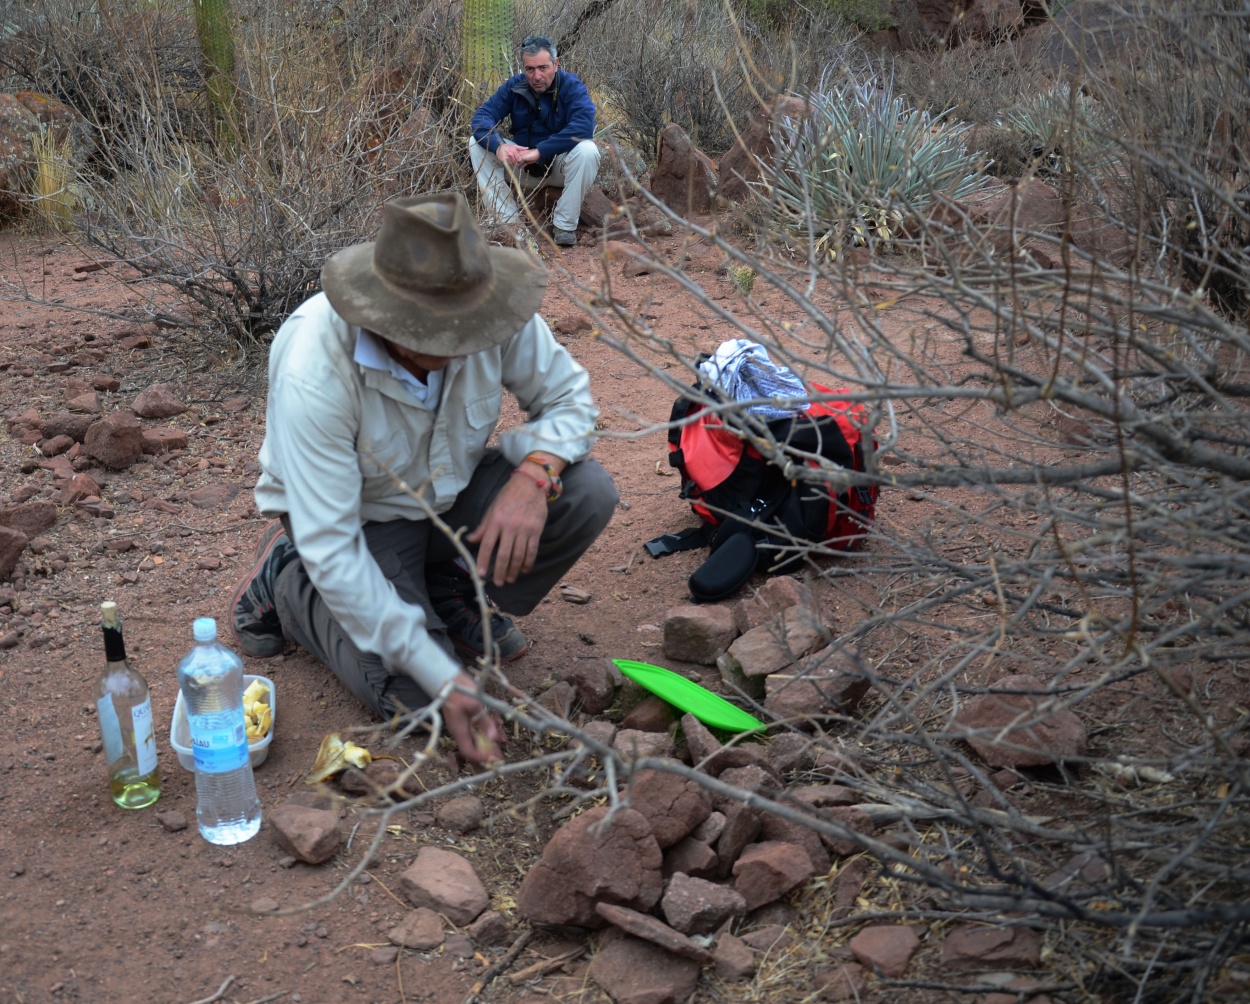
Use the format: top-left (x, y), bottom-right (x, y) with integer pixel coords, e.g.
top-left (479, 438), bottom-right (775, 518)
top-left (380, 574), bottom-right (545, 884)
top-left (177, 617), bottom-right (262, 845)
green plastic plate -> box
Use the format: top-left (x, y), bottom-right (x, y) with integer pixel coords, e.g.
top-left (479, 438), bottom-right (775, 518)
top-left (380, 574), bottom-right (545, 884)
top-left (613, 659), bottom-right (765, 734)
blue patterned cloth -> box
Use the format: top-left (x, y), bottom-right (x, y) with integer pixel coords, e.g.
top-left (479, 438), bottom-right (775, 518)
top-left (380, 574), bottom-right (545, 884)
top-left (697, 339), bottom-right (810, 420)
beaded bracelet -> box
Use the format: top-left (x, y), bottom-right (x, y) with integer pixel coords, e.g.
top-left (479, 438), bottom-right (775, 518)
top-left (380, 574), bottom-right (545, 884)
top-left (522, 453), bottom-right (564, 503)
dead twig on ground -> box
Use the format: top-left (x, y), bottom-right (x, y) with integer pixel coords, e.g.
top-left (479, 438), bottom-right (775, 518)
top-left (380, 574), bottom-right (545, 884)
top-left (183, 976), bottom-right (235, 1004)
top-left (460, 928), bottom-right (534, 1003)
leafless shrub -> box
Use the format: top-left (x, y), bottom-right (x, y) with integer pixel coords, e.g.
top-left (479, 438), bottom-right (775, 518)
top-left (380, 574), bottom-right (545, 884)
top-left (5, 2), bottom-right (1248, 999)
top-left (894, 34), bottom-right (1038, 126)
top-left (518, 0), bottom-right (862, 158)
top-left (1, 1), bottom-right (465, 345)
top-left (520, 3), bottom-right (1250, 1000)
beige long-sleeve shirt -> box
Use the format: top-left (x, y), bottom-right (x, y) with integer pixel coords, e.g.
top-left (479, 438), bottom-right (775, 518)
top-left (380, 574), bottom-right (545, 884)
top-left (254, 292), bottom-right (599, 696)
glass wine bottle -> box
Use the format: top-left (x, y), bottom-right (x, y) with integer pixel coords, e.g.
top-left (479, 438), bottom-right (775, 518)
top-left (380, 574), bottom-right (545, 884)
top-left (95, 601), bottom-right (160, 809)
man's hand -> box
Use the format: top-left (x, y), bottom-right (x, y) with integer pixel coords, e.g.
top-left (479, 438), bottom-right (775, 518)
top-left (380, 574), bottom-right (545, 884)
top-left (442, 670), bottom-right (503, 764)
top-left (497, 142), bottom-right (540, 169)
top-left (466, 470), bottom-right (549, 586)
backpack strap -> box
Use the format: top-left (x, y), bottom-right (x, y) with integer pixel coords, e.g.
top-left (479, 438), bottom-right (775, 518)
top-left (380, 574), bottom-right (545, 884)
top-left (645, 524), bottom-right (714, 558)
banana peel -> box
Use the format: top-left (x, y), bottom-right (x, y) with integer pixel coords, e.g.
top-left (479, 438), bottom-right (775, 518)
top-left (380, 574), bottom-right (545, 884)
top-left (305, 732), bottom-right (373, 783)
top-left (242, 679), bottom-right (272, 741)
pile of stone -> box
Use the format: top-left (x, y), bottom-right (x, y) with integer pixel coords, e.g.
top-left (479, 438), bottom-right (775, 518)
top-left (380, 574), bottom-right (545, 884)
top-left (508, 576), bottom-right (1082, 1001)
top-left (262, 573), bottom-right (1080, 1002)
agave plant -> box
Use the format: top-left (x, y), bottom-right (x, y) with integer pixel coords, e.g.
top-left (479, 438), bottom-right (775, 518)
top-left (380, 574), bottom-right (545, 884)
top-left (762, 72), bottom-right (990, 257)
top-left (1001, 82), bottom-right (1116, 176)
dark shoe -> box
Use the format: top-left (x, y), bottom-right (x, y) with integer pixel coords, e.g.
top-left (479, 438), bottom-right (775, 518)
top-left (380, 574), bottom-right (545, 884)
top-left (552, 227), bottom-right (578, 247)
top-left (426, 562), bottom-right (529, 664)
top-left (230, 519), bottom-right (298, 657)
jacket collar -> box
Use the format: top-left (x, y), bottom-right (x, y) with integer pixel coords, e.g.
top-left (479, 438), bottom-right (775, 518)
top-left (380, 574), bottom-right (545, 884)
top-left (510, 69), bottom-right (563, 109)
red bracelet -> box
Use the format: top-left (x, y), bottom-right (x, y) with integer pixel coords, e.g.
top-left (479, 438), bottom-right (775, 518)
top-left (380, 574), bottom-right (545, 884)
top-left (511, 468), bottom-right (549, 495)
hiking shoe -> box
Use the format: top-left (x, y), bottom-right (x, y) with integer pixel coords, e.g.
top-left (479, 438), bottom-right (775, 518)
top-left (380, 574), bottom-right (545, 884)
top-left (552, 227), bottom-right (578, 247)
top-left (230, 519), bottom-right (298, 658)
top-left (427, 561), bottom-right (529, 664)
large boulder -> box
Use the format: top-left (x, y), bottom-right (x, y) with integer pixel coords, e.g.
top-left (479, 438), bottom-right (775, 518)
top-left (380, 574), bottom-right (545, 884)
top-left (954, 673), bottom-right (1087, 768)
top-left (648, 123), bottom-right (717, 215)
top-left (717, 95), bottom-right (809, 203)
top-left (1022, 0), bottom-right (1157, 79)
top-left (14, 91), bottom-right (93, 165)
top-left (0, 94), bottom-right (40, 208)
top-left (517, 806), bottom-right (663, 928)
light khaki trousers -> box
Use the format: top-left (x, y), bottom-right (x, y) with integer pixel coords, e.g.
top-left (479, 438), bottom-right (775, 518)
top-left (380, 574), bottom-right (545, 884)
top-left (469, 138), bottom-right (601, 232)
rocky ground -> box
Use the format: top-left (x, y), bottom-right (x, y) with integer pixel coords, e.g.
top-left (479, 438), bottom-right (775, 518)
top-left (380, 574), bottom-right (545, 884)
top-left (0, 227), bottom-right (849, 1004)
top-left (1, 226), bottom-right (1246, 1004)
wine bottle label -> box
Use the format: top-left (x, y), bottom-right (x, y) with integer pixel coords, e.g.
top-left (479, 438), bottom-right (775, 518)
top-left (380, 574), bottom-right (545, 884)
top-left (132, 698), bottom-right (158, 776)
top-left (97, 695), bottom-right (124, 765)
top-left (188, 711), bottom-right (249, 774)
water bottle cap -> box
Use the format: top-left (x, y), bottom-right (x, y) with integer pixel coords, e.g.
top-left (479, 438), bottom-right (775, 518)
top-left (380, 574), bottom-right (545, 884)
top-left (192, 617), bottom-right (218, 642)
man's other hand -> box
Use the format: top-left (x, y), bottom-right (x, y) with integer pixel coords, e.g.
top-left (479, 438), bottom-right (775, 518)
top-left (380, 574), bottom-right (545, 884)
top-left (498, 142), bottom-right (540, 169)
top-left (443, 671), bottom-right (503, 764)
top-left (466, 471), bottom-right (548, 586)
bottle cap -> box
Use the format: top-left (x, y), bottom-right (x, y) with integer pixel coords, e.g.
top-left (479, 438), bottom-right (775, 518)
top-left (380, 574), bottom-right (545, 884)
top-left (193, 617), bottom-right (218, 642)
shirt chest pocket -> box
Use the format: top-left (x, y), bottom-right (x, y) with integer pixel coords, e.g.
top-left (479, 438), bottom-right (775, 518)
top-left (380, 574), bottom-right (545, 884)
top-left (357, 429), bottom-right (414, 482)
top-left (466, 389), bottom-right (502, 434)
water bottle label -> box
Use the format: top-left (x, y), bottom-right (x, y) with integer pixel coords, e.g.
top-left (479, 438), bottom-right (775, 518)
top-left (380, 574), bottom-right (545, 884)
top-left (188, 713), bottom-right (249, 774)
top-left (96, 695), bottom-right (124, 765)
top-left (132, 698), bottom-right (158, 776)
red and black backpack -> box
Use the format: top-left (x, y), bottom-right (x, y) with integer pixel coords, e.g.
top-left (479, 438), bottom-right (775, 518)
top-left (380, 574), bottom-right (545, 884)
top-left (646, 381), bottom-right (879, 602)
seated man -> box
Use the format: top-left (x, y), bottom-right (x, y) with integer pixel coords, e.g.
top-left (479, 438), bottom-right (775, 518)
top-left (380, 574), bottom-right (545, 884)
top-left (470, 34), bottom-right (600, 248)
top-left (230, 191), bottom-right (617, 763)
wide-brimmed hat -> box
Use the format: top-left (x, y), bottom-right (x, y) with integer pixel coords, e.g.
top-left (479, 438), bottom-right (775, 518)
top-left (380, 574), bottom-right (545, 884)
top-left (321, 191), bottom-right (547, 355)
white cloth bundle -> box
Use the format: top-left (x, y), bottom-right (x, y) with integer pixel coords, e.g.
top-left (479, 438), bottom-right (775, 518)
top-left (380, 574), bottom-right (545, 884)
top-left (696, 339), bottom-right (810, 420)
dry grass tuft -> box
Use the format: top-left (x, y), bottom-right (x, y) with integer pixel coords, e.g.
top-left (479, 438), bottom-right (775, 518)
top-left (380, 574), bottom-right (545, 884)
top-left (30, 126), bottom-right (76, 232)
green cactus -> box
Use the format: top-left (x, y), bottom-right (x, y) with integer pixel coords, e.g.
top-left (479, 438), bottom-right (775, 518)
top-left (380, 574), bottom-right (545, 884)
top-left (729, 265), bottom-right (757, 297)
top-left (461, 0), bottom-right (514, 120)
top-left (193, 0), bottom-right (238, 147)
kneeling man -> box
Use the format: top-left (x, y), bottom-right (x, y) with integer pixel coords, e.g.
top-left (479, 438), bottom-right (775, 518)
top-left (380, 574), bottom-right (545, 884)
top-left (231, 191), bottom-right (616, 762)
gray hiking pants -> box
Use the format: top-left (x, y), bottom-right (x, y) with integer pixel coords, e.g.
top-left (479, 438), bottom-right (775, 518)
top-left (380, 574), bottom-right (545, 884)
top-left (272, 449), bottom-right (617, 718)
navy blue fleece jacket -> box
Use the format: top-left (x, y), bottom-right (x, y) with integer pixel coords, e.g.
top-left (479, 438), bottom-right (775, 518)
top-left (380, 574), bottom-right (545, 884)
top-left (471, 68), bottom-right (596, 168)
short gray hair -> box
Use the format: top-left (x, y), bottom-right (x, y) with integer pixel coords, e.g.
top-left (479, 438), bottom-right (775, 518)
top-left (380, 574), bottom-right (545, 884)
top-left (520, 35), bottom-right (557, 61)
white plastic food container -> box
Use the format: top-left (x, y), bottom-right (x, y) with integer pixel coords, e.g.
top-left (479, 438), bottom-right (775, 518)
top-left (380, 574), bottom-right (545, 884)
top-left (170, 674), bottom-right (275, 772)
